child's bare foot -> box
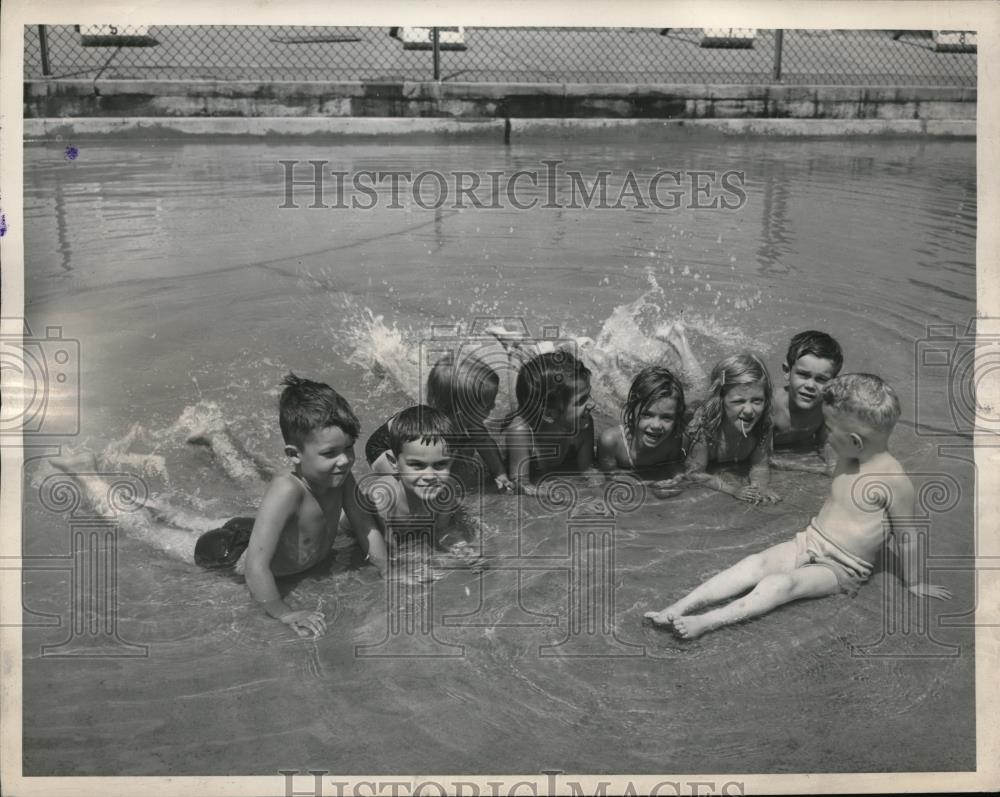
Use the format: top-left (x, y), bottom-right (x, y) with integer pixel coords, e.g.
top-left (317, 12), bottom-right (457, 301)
top-left (671, 614), bottom-right (712, 640)
top-left (178, 402), bottom-right (228, 445)
top-left (49, 450), bottom-right (98, 473)
top-left (643, 608), bottom-right (677, 627)
top-left (644, 596), bottom-right (694, 627)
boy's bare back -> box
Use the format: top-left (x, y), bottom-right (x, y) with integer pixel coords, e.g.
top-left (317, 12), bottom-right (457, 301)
top-left (815, 449), bottom-right (911, 565)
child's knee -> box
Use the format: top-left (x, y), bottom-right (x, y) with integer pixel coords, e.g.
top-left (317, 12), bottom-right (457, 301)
top-left (744, 553), bottom-right (769, 580)
top-left (758, 572), bottom-right (795, 598)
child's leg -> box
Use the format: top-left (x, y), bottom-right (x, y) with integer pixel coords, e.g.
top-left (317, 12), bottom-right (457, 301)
top-left (144, 500), bottom-right (231, 534)
top-left (653, 321), bottom-right (707, 388)
top-left (49, 452), bottom-right (200, 563)
top-left (181, 403), bottom-right (271, 488)
top-left (645, 539), bottom-right (799, 624)
top-left (672, 565), bottom-right (839, 640)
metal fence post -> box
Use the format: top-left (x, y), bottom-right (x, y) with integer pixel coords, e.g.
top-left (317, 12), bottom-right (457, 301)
top-left (432, 27), bottom-right (441, 80)
top-left (772, 29), bottom-right (784, 81)
top-left (38, 25), bottom-right (51, 76)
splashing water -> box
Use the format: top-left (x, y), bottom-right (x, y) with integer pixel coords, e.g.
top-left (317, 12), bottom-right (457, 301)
top-left (340, 306), bottom-right (424, 402)
top-left (333, 271), bottom-right (770, 423)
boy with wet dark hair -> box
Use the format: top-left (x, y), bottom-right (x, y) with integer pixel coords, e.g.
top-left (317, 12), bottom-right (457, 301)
top-left (360, 404), bottom-right (484, 569)
top-left (771, 330), bottom-right (844, 475)
top-left (199, 373), bottom-right (387, 636)
top-left (50, 373), bottom-right (388, 639)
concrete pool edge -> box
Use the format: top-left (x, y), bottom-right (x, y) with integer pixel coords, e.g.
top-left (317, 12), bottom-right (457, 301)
top-left (23, 116), bottom-right (975, 141)
top-left (24, 78), bottom-right (976, 122)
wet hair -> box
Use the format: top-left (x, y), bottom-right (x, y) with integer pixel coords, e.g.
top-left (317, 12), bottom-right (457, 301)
top-left (786, 330), bottom-right (844, 374)
top-left (388, 404), bottom-right (457, 455)
top-left (622, 366), bottom-right (686, 442)
top-left (687, 353), bottom-right (773, 446)
top-left (425, 352), bottom-right (500, 425)
top-left (513, 350), bottom-right (591, 431)
top-left (823, 373), bottom-right (900, 432)
top-left (279, 372), bottom-right (360, 448)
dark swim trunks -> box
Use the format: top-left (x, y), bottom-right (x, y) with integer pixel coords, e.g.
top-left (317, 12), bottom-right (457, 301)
top-left (194, 516), bottom-right (255, 569)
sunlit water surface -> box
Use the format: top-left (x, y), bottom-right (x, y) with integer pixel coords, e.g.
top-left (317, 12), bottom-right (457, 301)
top-left (22, 136), bottom-right (975, 775)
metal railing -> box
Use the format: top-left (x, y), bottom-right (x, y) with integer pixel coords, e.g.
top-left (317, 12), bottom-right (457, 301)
top-left (24, 26), bottom-right (976, 87)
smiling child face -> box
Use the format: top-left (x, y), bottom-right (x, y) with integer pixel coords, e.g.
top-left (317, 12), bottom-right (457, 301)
top-left (294, 425), bottom-right (356, 490)
top-left (394, 437), bottom-right (454, 502)
top-left (635, 396), bottom-right (678, 450)
top-left (785, 354), bottom-right (838, 411)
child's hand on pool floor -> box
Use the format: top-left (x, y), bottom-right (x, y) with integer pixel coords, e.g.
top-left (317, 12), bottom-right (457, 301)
top-left (908, 582), bottom-right (953, 600)
top-left (447, 540), bottom-right (485, 569)
top-left (650, 475), bottom-right (685, 499)
top-left (738, 485), bottom-right (781, 505)
top-left (494, 474), bottom-right (515, 494)
top-left (516, 480), bottom-right (538, 497)
top-left (401, 563), bottom-right (445, 585)
top-left (280, 609), bottom-right (327, 638)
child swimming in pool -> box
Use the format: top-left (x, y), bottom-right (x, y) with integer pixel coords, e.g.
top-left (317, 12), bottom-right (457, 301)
top-left (366, 353), bottom-right (514, 493)
top-left (645, 373), bottom-right (951, 639)
top-left (683, 353), bottom-right (779, 505)
top-left (51, 373), bottom-right (389, 639)
top-left (597, 365), bottom-right (687, 498)
top-left (502, 350), bottom-right (596, 495)
top-left (770, 330), bottom-right (844, 475)
top-left (356, 404), bottom-right (484, 567)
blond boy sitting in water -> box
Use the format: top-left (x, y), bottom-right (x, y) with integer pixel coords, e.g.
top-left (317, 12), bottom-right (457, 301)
top-left (645, 373), bottom-right (951, 639)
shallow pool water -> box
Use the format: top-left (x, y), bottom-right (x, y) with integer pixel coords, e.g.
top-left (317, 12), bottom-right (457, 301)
top-left (21, 134), bottom-right (976, 775)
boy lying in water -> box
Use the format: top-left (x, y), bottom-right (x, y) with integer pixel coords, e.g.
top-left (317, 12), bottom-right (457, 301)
top-left (52, 374), bottom-right (388, 638)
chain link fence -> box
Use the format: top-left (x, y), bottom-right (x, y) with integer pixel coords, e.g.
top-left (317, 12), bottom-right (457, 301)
top-left (24, 26), bottom-right (976, 86)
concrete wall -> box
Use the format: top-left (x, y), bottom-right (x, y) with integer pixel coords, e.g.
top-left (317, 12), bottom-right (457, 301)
top-left (25, 79), bottom-right (976, 122)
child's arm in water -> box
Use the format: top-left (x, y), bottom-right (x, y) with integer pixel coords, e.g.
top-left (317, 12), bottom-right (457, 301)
top-left (469, 424), bottom-right (514, 493)
top-left (243, 477), bottom-right (327, 638)
top-left (816, 424), bottom-right (838, 474)
top-left (745, 429), bottom-right (780, 504)
top-left (342, 473), bottom-right (389, 576)
top-left (886, 470), bottom-right (952, 599)
top-left (504, 417), bottom-right (537, 495)
top-left (574, 419), bottom-right (596, 473)
top-left (436, 505), bottom-right (487, 569)
top-left (684, 435), bottom-right (754, 502)
top-left (770, 427), bottom-right (836, 476)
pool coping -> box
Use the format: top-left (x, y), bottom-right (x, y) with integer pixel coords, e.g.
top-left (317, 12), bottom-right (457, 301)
top-left (23, 116), bottom-right (976, 141)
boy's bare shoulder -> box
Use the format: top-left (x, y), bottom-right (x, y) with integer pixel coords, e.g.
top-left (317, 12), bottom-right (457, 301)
top-left (260, 470), bottom-right (307, 506)
top-left (598, 424), bottom-right (623, 448)
top-left (860, 450), bottom-right (907, 476)
top-left (361, 473), bottom-right (405, 514)
top-left (854, 452), bottom-right (911, 506)
top-left (770, 388), bottom-right (791, 424)
top-left (504, 415), bottom-right (533, 439)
